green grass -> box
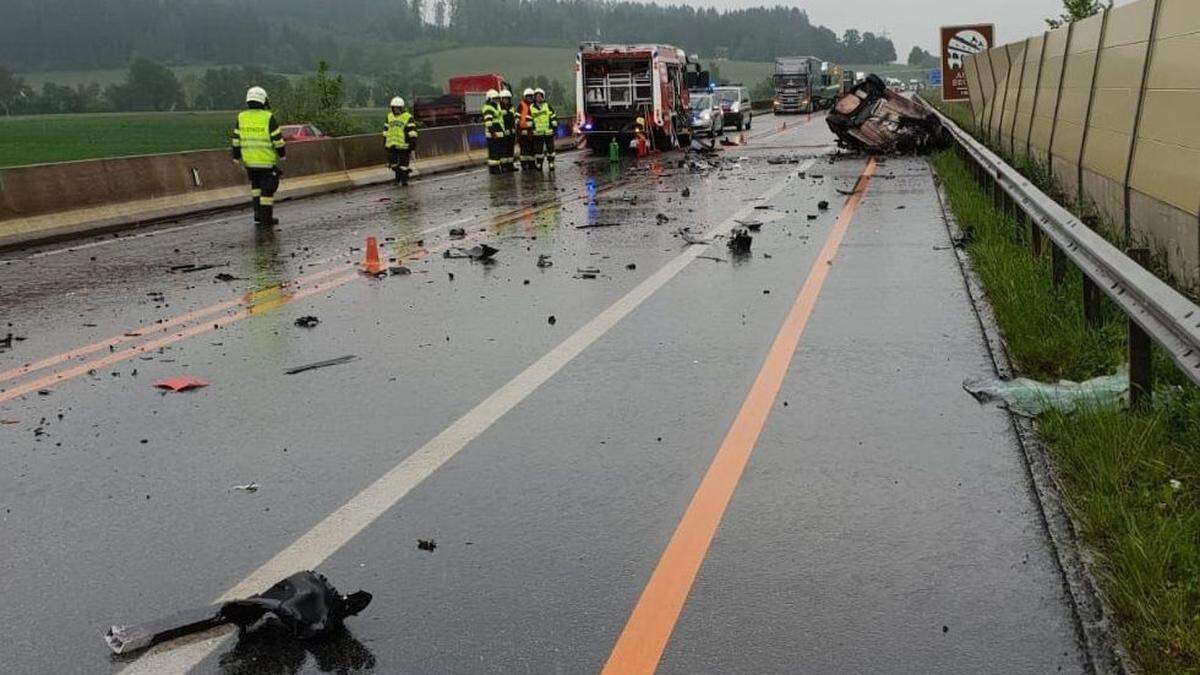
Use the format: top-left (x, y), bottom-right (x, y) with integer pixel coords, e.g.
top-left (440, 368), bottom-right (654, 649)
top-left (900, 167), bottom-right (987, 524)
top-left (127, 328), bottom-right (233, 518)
top-left (931, 148), bottom-right (1200, 673)
top-left (0, 110), bottom-right (238, 167)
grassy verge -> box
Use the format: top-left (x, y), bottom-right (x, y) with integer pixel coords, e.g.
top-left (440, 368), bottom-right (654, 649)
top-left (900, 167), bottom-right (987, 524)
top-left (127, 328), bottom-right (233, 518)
top-left (931, 149), bottom-right (1200, 673)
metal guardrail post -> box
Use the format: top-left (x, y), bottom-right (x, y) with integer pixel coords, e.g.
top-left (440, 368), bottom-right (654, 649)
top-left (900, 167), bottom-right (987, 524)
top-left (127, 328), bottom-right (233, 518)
top-left (1083, 272), bottom-right (1102, 329)
top-left (1051, 242), bottom-right (1067, 285)
top-left (1128, 247), bottom-right (1154, 407)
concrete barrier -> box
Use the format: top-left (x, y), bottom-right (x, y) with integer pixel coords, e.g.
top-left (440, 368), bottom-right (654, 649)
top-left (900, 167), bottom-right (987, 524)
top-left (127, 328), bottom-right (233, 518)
top-left (965, 0), bottom-right (1200, 289)
top-left (0, 123), bottom-right (577, 250)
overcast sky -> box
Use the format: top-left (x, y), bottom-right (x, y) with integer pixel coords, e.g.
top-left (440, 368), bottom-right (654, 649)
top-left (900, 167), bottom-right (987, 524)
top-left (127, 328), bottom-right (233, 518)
top-left (673, 0), bottom-right (1102, 60)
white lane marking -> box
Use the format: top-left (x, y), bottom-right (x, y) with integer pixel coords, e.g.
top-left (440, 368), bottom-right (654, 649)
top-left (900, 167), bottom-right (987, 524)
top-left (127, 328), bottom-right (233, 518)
top-left (1, 167), bottom-right (488, 263)
top-left (118, 160), bottom-right (813, 674)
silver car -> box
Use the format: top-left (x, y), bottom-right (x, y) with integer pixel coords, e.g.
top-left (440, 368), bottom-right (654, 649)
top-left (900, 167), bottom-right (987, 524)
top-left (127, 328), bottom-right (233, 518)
top-left (714, 86), bottom-right (752, 131)
top-left (688, 93), bottom-right (724, 136)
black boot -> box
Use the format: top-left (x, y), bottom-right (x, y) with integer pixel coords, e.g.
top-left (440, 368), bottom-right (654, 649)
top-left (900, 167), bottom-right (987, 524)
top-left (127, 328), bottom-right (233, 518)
top-left (399, 169), bottom-right (409, 186)
top-left (263, 205), bottom-right (278, 226)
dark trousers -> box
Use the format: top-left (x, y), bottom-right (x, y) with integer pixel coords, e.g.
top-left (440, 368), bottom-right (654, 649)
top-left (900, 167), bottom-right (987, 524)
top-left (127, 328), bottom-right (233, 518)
top-left (501, 134), bottom-right (516, 169)
top-left (518, 133), bottom-right (535, 169)
top-left (486, 136), bottom-right (504, 173)
top-left (534, 135), bottom-right (556, 169)
top-left (247, 167), bottom-right (279, 224)
top-left (387, 147), bottom-right (412, 184)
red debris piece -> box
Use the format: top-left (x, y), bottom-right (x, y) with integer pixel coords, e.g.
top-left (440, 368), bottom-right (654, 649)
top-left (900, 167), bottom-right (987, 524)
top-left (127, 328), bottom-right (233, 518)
top-left (153, 376), bottom-right (210, 392)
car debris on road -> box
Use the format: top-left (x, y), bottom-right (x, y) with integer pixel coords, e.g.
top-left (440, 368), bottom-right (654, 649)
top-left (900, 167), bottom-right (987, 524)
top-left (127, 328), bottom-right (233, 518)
top-left (284, 355), bottom-right (359, 375)
top-left (104, 571), bottom-right (372, 655)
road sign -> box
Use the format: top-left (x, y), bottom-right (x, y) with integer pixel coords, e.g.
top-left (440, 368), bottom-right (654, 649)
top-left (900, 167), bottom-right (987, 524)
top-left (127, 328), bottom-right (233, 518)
top-left (928, 68), bottom-right (941, 86)
top-left (940, 24), bottom-right (994, 102)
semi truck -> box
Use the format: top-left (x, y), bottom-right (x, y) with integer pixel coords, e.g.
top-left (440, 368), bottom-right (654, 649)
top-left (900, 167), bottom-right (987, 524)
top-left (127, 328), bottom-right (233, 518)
top-left (413, 73), bottom-right (510, 127)
top-left (575, 42), bottom-right (703, 153)
top-left (813, 62), bottom-right (846, 110)
top-left (772, 56), bottom-right (822, 114)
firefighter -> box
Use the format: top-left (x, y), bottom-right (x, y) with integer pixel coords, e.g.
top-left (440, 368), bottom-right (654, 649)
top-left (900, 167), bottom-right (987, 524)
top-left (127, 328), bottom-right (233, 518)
top-left (517, 88), bottom-right (536, 171)
top-left (498, 88), bottom-right (517, 172)
top-left (231, 86), bottom-right (285, 226)
top-left (482, 89), bottom-right (504, 175)
top-left (383, 96), bottom-right (418, 185)
top-left (530, 88), bottom-right (558, 171)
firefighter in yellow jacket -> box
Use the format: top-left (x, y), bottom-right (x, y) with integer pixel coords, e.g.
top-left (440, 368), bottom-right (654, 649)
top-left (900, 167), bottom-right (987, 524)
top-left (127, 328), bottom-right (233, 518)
top-left (231, 86), bottom-right (285, 226)
top-left (383, 96), bottom-right (419, 185)
top-left (529, 88), bottom-right (558, 172)
top-left (482, 89), bottom-right (505, 174)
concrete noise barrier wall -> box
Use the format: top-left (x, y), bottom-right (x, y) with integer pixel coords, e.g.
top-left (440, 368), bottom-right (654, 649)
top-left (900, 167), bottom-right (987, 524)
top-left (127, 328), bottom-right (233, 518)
top-left (964, 0), bottom-right (1200, 290)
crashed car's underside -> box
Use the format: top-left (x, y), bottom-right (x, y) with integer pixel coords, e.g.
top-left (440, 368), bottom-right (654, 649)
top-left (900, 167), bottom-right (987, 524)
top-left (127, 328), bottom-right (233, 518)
top-left (826, 75), bottom-right (949, 154)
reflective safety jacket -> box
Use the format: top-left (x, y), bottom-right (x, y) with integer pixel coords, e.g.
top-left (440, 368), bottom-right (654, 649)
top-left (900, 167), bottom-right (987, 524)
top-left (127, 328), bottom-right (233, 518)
top-left (530, 102), bottom-right (557, 136)
top-left (232, 108), bottom-right (284, 169)
top-left (384, 111), bottom-right (418, 149)
top-left (500, 106), bottom-right (516, 137)
top-left (482, 103), bottom-right (504, 139)
top-left (517, 99), bottom-right (534, 135)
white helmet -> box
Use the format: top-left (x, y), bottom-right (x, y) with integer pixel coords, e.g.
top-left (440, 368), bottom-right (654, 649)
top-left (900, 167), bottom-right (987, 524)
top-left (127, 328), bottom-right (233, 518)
top-left (534, 88), bottom-right (546, 97)
top-left (523, 88), bottom-right (535, 98)
top-left (499, 89), bottom-right (512, 99)
top-left (246, 86), bottom-right (268, 105)
top-left (485, 88), bottom-right (499, 100)
top-left (390, 96), bottom-right (405, 108)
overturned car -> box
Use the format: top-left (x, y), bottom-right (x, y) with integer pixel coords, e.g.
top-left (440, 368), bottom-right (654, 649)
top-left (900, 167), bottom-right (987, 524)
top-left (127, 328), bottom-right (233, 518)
top-left (826, 74), bottom-right (949, 154)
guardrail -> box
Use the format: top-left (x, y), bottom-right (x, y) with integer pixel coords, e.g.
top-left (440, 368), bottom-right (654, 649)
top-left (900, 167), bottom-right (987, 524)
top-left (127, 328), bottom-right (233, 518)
top-left (922, 98), bottom-right (1200, 404)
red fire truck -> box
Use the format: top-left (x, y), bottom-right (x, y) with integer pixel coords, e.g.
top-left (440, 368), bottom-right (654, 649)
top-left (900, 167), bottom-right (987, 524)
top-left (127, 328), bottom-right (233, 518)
top-left (575, 42), bottom-right (705, 153)
top-left (413, 73), bottom-right (510, 127)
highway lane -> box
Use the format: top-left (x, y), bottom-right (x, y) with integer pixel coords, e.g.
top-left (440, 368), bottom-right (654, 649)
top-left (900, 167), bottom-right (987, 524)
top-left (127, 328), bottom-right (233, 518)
top-left (0, 116), bottom-right (1086, 674)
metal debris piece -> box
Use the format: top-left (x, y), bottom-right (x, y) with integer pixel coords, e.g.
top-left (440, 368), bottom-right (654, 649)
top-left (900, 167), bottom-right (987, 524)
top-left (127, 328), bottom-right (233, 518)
top-left (835, 188), bottom-right (858, 196)
top-left (681, 187), bottom-right (691, 197)
top-left (284, 355), bottom-right (359, 375)
top-left (576, 222), bottom-right (622, 229)
top-left (388, 265), bottom-right (411, 275)
top-left (443, 244), bottom-right (499, 261)
top-left (728, 228), bottom-right (753, 253)
top-left (293, 316), bottom-right (320, 328)
top-left (818, 200), bottom-right (830, 210)
top-left (213, 273), bottom-right (240, 282)
top-left (417, 539), bottom-right (437, 552)
top-left (548, 315), bottom-right (557, 325)
top-left (104, 571), bottom-right (372, 655)
top-left (676, 228), bottom-right (711, 245)
top-left (232, 482), bottom-right (259, 493)
top-left (449, 227), bottom-right (466, 239)
top-left (536, 254), bottom-right (553, 268)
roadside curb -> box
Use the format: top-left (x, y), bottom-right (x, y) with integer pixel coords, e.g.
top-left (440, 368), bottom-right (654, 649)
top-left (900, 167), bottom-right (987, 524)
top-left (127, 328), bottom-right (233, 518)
top-left (930, 164), bottom-right (1133, 675)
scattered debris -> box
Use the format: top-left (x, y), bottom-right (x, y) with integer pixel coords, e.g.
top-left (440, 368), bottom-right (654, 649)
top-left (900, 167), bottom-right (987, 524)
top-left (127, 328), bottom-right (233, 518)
top-left (388, 265), bottom-right (411, 275)
top-left (444, 244), bottom-right (498, 261)
top-left (735, 219), bottom-right (763, 231)
top-left (104, 571), bottom-right (372, 655)
top-left (697, 255), bottom-right (727, 263)
top-left (806, 214), bottom-right (818, 221)
top-left (681, 187), bottom-right (691, 198)
top-left (676, 228), bottom-right (711, 245)
top-left (284, 355), bottom-right (359, 375)
top-left (213, 272), bottom-right (240, 282)
top-left (727, 228), bottom-right (753, 254)
top-left (449, 227), bottom-right (466, 239)
top-left (576, 222), bottom-right (622, 230)
top-left (169, 263), bottom-right (224, 274)
top-left (656, 213), bottom-right (671, 224)
top-left (232, 482), bottom-right (259, 493)
top-left (963, 370), bottom-right (1128, 417)
top-left (548, 315), bottom-right (557, 326)
top-left (575, 267), bottom-right (600, 279)
top-left (536, 254), bottom-right (553, 268)
top-left (293, 316), bottom-right (320, 328)
top-left (626, 263), bottom-right (637, 270)
top-left (835, 188), bottom-right (858, 196)
top-left (153, 376), bottom-right (210, 392)
top-left (817, 200), bottom-right (830, 210)
top-left (417, 539), bottom-right (437, 552)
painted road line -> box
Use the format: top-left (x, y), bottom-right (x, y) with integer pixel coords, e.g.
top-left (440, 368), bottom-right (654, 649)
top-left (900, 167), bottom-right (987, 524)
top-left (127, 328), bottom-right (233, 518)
top-left (601, 156), bottom-right (877, 675)
top-left (116, 162), bottom-right (813, 675)
top-left (0, 180), bottom-right (631, 393)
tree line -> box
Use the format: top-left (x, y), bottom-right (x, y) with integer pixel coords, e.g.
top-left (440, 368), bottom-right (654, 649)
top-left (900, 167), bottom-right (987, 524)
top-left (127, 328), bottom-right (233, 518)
top-left (2, 0), bottom-right (896, 73)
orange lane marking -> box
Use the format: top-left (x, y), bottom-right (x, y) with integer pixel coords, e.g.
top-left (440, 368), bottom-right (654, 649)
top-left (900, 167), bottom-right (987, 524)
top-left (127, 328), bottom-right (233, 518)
top-left (0, 176), bottom-right (637, 401)
top-left (0, 181), bottom-right (630, 388)
top-left (0, 271), bottom-right (360, 404)
top-left (601, 156), bottom-right (877, 675)
top-left (0, 265), bottom-right (347, 385)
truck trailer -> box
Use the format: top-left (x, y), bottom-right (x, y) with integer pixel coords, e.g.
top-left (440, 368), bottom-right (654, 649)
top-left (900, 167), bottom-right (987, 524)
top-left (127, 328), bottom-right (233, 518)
top-left (773, 56), bottom-right (822, 114)
top-left (413, 73), bottom-right (509, 127)
top-left (575, 42), bottom-right (700, 153)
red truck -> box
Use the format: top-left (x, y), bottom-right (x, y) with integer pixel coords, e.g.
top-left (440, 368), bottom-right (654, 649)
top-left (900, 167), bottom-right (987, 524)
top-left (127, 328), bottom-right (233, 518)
top-left (413, 74), bottom-right (511, 127)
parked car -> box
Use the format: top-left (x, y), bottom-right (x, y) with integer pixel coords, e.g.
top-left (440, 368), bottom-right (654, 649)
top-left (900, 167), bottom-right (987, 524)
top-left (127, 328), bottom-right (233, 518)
top-left (279, 124), bottom-right (328, 143)
top-left (713, 85), bottom-right (752, 130)
top-left (688, 92), bottom-right (723, 136)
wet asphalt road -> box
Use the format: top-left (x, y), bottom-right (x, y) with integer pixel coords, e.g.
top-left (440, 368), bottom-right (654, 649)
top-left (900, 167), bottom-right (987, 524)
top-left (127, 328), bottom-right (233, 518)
top-left (1, 117), bottom-right (1086, 674)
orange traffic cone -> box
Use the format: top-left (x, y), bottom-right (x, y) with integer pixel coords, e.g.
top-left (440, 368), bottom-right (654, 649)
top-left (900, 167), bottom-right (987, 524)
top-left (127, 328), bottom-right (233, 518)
top-left (361, 236), bottom-right (383, 274)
